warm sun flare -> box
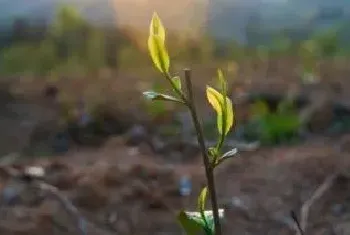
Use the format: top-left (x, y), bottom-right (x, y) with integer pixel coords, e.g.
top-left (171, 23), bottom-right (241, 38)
top-left (111, 0), bottom-right (209, 36)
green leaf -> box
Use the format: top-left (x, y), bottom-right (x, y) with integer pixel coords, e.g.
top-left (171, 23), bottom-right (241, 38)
top-left (207, 147), bottom-right (218, 159)
top-left (207, 147), bottom-right (219, 166)
top-left (186, 209), bottom-right (225, 235)
top-left (217, 69), bottom-right (228, 148)
top-left (198, 187), bottom-right (208, 212)
top-left (206, 86), bottom-right (234, 136)
top-left (198, 187), bottom-right (208, 227)
top-left (148, 12), bottom-right (170, 74)
top-left (205, 217), bottom-right (215, 234)
top-left (177, 210), bottom-right (205, 235)
top-left (148, 35), bottom-right (170, 74)
top-left (143, 91), bottom-right (184, 104)
top-left (215, 148), bottom-right (238, 167)
top-left (172, 76), bottom-right (182, 92)
top-left (149, 12), bottom-right (165, 42)
top-left (217, 69), bottom-right (226, 94)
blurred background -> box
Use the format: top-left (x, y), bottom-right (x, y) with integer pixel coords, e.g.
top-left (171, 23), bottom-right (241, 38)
top-left (0, 0), bottom-right (350, 234)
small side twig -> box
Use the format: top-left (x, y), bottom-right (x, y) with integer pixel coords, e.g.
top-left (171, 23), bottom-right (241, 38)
top-left (293, 173), bottom-right (338, 235)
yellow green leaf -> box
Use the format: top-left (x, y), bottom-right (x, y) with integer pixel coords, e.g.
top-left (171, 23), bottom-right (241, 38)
top-left (198, 186), bottom-right (208, 214)
top-left (206, 86), bottom-right (234, 136)
top-left (206, 86), bottom-right (222, 114)
top-left (217, 69), bottom-right (225, 90)
top-left (172, 76), bottom-right (182, 92)
top-left (148, 12), bottom-right (169, 73)
top-left (197, 186), bottom-right (209, 232)
top-left (149, 12), bottom-right (165, 42)
top-left (148, 34), bottom-right (170, 74)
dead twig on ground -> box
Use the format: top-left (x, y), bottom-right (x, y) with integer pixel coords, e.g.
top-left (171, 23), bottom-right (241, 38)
top-left (293, 173), bottom-right (338, 235)
top-left (290, 210), bottom-right (305, 235)
top-left (34, 181), bottom-right (88, 235)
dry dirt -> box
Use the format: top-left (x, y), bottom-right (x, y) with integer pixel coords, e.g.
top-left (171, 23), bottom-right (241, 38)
top-left (1, 57), bottom-right (350, 235)
top-left (0, 134), bottom-right (350, 235)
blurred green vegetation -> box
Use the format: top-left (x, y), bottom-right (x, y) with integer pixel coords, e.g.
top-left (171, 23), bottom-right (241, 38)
top-left (0, 5), bottom-right (115, 77)
top-left (0, 4), bottom-right (348, 145)
top-left (244, 99), bottom-right (301, 145)
top-left (0, 4), bottom-right (345, 78)
top-left (0, 5), bottom-right (219, 77)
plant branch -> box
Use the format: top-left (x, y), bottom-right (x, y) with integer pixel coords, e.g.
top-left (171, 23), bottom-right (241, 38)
top-left (183, 68), bottom-right (222, 235)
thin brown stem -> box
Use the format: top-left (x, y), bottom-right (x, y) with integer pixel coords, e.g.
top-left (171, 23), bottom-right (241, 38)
top-left (183, 68), bottom-right (222, 235)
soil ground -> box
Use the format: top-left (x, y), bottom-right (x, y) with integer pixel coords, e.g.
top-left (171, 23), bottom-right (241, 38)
top-left (1, 135), bottom-right (350, 235)
top-left (1, 58), bottom-right (350, 235)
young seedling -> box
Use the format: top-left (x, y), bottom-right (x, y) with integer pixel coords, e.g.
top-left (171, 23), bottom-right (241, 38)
top-left (142, 13), bottom-right (237, 235)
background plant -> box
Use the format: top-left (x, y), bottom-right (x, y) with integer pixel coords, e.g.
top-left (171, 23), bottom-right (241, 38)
top-left (247, 99), bottom-right (301, 145)
top-left (142, 12), bottom-right (238, 235)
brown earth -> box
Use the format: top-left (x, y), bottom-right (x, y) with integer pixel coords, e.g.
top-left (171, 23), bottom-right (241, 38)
top-left (1, 135), bottom-right (350, 235)
top-left (1, 57), bottom-right (350, 235)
